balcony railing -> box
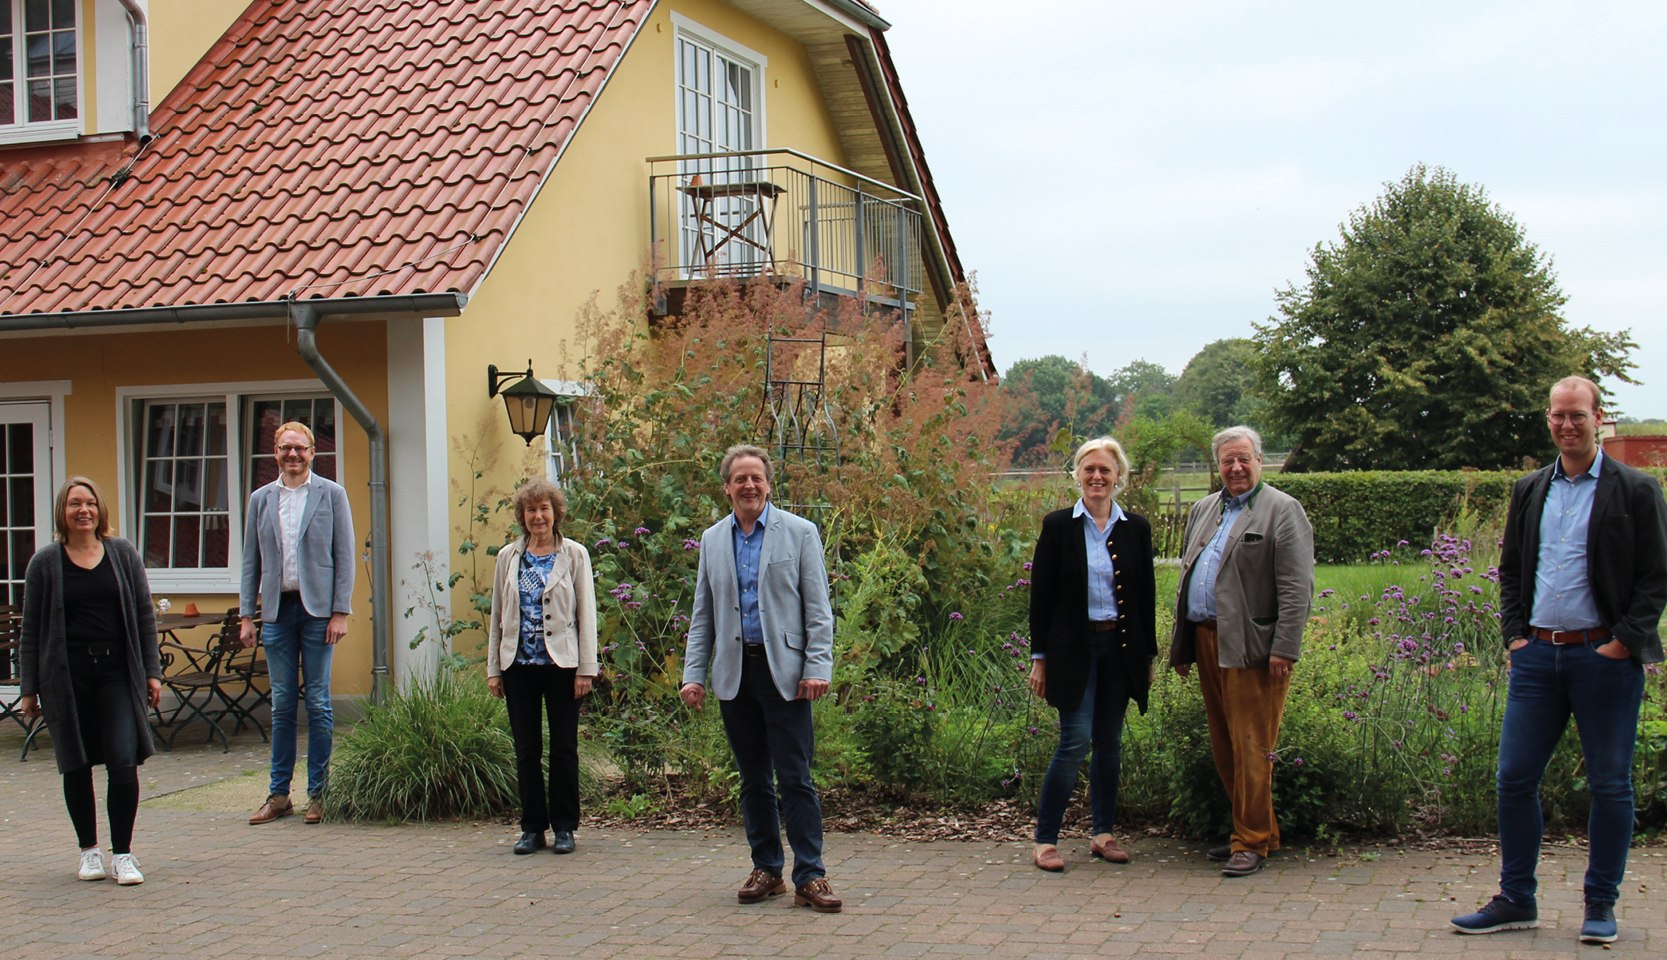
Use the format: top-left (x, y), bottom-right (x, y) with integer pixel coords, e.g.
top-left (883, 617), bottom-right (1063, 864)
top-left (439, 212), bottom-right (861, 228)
top-left (648, 149), bottom-right (925, 308)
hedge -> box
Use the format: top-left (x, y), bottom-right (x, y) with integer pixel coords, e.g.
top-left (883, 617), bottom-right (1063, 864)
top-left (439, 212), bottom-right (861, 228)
top-left (1262, 467), bottom-right (1667, 563)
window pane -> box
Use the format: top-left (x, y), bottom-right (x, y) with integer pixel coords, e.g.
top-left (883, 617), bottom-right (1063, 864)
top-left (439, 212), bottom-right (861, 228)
top-left (248, 456), bottom-right (279, 490)
top-left (146, 404), bottom-right (176, 458)
top-left (143, 460), bottom-right (172, 512)
top-left (203, 515), bottom-right (229, 567)
top-left (53, 75), bottom-right (73, 120)
top-left (206, 403), bottom-right (228, 455)
top-left (6, 423), bottom-right (29, 472)
top-left (171, 459), bottom-right (202, 512)
top-left (25, 34), bottom-right (46, 77)
top-left (9, 477), bottom-right (33, 526)
top-left (24, 1), bottom-right (45, 30)
top-left (0, 84), bottom-right (12, 126)
top-left (53, 28), bottom-right (71, 70)
top-left (26, 78), bottom-right (49, 123)
top-left (176, 403), bottom-right (206, 456)
top-left (51, 0), bottom-right (73, 31)
top-left (10, 530), bottom-right (33, 572)
top-left (171, 515), bottom-right (201, 568)
top-left (141, 515), bottom-right (169, 567)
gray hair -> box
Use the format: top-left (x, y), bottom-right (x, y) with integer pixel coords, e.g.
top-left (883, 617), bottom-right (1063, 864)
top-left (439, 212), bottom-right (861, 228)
top-left (720, 444), bottom-right (773, 483)
top-left (1211, 426), bottom-right (1263, 462)
top-left (1071, 436), bottom-right (1130, 496)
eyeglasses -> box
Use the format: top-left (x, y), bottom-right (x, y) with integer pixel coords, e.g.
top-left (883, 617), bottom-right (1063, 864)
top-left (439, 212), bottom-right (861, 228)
top-left (276, 444), bottom-right (313, 454)
top-left (1545, 412), bottom-right (1591, 426)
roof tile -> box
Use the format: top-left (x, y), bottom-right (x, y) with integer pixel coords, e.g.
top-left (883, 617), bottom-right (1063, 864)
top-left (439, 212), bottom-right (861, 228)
top-left (0, 0), bottom-right (652, 317)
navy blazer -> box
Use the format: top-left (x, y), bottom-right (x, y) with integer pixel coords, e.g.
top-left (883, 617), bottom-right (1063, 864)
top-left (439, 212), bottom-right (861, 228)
top-left (1499, 453), bottom-right (1667, 663)
top-left (1028, 506), bottom-right (1157, 714)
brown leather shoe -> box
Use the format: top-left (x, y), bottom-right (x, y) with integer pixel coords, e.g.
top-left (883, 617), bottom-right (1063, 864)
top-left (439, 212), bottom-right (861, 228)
top-left (794, 877), bottom-right (843, 913)
top-left (249, 793), bottom-right (294, 825)
top-left (304, 798), bottom-right (323, 824)
top-left (737, 868), bottom-right (786, 904)
top-left (1090, 835), bottom-right (1131, 863)
top-left (1032, 844), bottom-right (1065, 872)
top-left (1221, 850), bottom-right (1266, 877)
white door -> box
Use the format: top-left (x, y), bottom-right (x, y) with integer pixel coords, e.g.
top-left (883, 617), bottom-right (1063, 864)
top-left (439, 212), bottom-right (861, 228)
top-left (1, 401), bottom-right (51, 686)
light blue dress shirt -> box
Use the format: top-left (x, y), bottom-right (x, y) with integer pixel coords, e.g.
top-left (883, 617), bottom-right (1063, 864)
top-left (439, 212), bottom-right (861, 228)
top-left (1077, 498), bottom-right (1124, 622)
top-left (1530, 449), bottom-right (1605, 632)
top-left (732, 502), bottom-right (770, 645)
top-left (1186, 485), bottom-right (1258, 623)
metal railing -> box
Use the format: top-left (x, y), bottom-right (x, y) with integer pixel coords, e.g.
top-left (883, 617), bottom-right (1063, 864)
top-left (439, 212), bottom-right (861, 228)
top-left (648, 149), bottom-right (925, 306)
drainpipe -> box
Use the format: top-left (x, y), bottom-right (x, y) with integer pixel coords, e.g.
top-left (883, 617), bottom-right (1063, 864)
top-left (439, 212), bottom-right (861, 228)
top-left (288, 301), bottom-right (393, 706)
top-left (114, 0), bottom-right (152, 142)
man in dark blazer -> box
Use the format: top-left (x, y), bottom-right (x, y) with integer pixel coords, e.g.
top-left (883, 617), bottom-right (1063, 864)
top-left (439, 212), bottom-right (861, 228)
top-left (681, 445), bottom-right (841, 912)
top-left (1169, 425), bottom-right (1314, 878)
top-left (1452, 376), bottom-right (1666, 945)
top-left (239, 421), bottom-right (355, 826)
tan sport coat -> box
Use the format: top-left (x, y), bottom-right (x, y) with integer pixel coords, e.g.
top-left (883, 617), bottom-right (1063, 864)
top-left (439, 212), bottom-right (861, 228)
top-left (1168, 483), bottom-right (1315, 669)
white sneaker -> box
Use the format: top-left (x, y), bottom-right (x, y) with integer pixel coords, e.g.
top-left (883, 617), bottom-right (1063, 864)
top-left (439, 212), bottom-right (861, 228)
top-left (77, 848), bottom-right (106, 881)
top-left (111, 853), bottom-right (144, 886)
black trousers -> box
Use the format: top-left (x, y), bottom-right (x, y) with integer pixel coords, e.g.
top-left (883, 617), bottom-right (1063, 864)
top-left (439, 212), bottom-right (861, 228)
top-left (63, 646), bottom-right (142, 853)
top-left (501, 663), bottom-right (580, 833)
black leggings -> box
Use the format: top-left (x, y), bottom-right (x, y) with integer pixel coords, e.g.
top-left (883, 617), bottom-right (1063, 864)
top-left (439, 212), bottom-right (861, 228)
top-left (62, 645), bottom-right (144, 853)
top-left (64, 765), bottom-right (139, 854)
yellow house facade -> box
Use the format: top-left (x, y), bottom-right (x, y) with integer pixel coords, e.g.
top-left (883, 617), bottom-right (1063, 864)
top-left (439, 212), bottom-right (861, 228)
top-left (0, 0), bottom-right (987, 701)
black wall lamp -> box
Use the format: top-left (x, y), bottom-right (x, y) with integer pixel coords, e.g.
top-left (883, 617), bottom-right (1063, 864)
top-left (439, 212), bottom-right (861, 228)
top-left (487, 360), bottom-right (560, 445)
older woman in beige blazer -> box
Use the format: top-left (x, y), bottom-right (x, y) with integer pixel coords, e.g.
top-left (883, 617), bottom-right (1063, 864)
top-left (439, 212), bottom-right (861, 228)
top-left (487, 479), bottom-right (598, 856)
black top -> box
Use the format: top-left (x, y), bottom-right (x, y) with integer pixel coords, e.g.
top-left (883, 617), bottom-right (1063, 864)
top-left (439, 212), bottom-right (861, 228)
top-left (61, 550), bottom-right (124, 651)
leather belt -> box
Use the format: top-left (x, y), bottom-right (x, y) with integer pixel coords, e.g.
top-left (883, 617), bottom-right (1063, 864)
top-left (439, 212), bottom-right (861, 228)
top-left (1087, 619), bottom-right (1117, 633)
top-left (1530, 626), bottom-right (1611, 645)
top-left (741, 644), bottom-right (768, 657)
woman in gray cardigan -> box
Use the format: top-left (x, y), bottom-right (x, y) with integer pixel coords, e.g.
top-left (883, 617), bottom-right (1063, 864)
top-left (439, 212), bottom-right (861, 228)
top-left (18, 477), bottom-right (163, 886)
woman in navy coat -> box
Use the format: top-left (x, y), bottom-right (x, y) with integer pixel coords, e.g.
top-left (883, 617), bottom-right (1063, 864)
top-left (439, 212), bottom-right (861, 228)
top-left (1026, 438), bottom-right (1157, 871)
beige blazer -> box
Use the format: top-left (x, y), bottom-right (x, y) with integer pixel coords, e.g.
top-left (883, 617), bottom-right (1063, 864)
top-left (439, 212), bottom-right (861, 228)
top-left (1168, 483), bottom-right (1315, 669)
top-left (487, 536), bottom-right (599, 677)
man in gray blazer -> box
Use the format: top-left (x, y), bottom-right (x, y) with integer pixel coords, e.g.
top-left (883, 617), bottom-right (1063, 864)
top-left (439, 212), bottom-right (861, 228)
top-left (239, 421), bottom-right (355, 826)
top-left (681, 445), bottom-right (840, 912)
top-left (1169, 426), bottom-right (1314, 878)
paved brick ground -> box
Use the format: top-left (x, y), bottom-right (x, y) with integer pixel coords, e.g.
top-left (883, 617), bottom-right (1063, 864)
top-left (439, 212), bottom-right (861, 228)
top-left (1, 729), bottom-right (1661, 958)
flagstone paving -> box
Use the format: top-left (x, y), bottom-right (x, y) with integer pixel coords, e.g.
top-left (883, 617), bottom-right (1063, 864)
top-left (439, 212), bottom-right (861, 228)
top-left (2, 730), bottom-right (1660, 959)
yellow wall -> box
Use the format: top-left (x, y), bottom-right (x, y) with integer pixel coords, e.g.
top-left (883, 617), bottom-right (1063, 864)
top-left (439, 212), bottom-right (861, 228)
top-left (442, 0), bottom-right (850, 587)
top-left (0, 320), bottom-right (388, 695)
top-left (147, 0), bottom-right (251, 101)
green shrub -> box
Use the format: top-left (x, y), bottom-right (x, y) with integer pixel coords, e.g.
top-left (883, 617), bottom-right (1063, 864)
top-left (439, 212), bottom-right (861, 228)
top-left (1264, 471), bottom-right (1516, 562)
top-left (329, 670), bottom-right (518, 822)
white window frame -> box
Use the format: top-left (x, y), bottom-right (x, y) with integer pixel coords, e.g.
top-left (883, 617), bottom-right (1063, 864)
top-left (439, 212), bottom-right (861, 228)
top-left (542, 379), bottom-right (590, 486)
top-left (115, 381), bottom-right (343, 594)
top-left (0, 0), bottom-right (83, 145)
top-left (670, 14), bottom-right (768, 156)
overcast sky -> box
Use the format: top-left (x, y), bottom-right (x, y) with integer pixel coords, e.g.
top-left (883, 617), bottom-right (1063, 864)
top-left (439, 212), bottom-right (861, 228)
top-left (882, 0), bottom-right (1667, 419)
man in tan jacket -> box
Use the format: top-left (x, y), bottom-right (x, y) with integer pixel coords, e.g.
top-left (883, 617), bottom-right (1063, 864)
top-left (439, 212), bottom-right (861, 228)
top-left (1169, 426), bottom-right (1314, 878)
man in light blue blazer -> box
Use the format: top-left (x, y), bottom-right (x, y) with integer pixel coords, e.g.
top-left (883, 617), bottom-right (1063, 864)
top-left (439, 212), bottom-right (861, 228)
top-left (681, 445), bottom-right (840, 913)
top-left (239, 421), bottom-right (355, 826)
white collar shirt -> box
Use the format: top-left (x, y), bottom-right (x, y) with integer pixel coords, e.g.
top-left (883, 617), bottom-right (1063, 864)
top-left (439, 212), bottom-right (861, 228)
top-left (276, 473), bottom-right (313, 592)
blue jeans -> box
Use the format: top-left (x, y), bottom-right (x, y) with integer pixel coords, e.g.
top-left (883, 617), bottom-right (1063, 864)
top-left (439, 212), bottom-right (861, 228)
top-left (718, 652), bottom-right (824, 886)
top-left (1497, 637), bottom-right (1644, 906)
top-left (263, 595), bottom-right (335, 797)
top-left (1034, 654), bottom-right (1130, 844)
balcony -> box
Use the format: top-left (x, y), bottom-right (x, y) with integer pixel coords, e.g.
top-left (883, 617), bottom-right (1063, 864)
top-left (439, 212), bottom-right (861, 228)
top-left (648, 149), bottom-right (925, 315)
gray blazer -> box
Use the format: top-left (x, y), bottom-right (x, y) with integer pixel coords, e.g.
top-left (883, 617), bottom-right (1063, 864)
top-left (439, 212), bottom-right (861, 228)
top-left (682, 505), bottom-right (835, 702)
top-left (20, 538), bottom-right (162, 773)
top-left (240, 473), bottom-right (356, 619)
top-left (1169, 483), bottom-right (1315, 669)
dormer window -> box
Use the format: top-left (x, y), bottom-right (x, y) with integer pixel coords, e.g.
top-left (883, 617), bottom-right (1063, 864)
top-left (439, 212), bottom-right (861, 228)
top-left (0, 0), bottom-right (80, 143)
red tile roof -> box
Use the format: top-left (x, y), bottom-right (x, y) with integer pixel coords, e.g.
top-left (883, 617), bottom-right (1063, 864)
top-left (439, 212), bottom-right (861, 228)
top-left (0, 0), bottom-right (653, 317)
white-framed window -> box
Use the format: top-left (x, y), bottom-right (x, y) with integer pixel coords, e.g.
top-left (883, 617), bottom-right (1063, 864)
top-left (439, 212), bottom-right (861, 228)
top-left (542, 380), bottom-right (588, 486)
top-left (118, 383), bottom-right (341, 591)
top-left (0, 0), bottom-right (81, 144)
top-left (673, 16), bottom-right (769, 276)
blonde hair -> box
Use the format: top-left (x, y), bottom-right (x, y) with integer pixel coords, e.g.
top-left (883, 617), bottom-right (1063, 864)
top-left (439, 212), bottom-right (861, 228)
top-left (54, 476), bottom-right (112, 542)
top-left (274, 421), bottom-right (315, 447)
top-left (1071, 437), bottom-right (1130, 496)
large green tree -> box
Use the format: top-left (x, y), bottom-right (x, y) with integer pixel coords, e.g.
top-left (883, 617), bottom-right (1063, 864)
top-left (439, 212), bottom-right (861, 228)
top-left (998, 355), bottom-right (1117, 464)
top-left (1106, 359), bottom-right (1178, 421)
top-left (1254, 165), bottom-right (1635, 471)
top-left (1175, 338), bottom-right (1259, 429)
